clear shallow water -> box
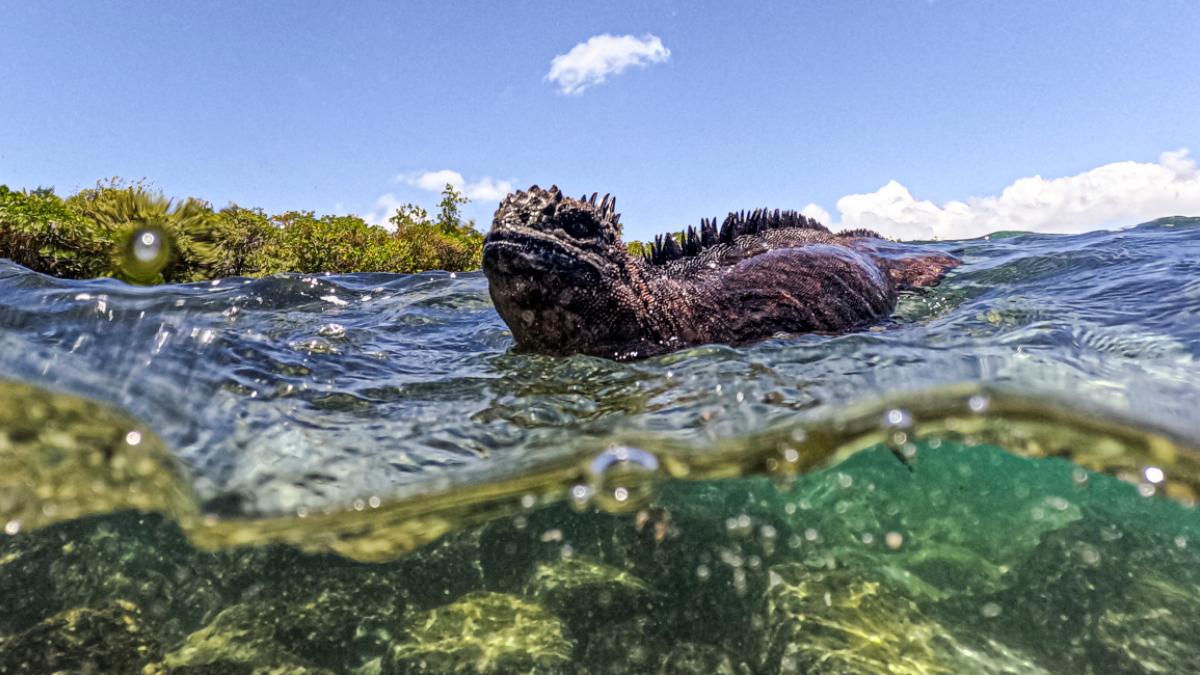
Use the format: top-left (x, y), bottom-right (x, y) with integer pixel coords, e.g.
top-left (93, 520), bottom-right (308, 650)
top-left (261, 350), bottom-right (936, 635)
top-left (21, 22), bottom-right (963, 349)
top-left (1, 217), bottom-right (1199, 673)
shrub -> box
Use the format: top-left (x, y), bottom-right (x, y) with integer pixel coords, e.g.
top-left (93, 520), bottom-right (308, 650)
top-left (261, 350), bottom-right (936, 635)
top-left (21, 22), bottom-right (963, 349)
top-left (0, 181), bottom-right (488, 282)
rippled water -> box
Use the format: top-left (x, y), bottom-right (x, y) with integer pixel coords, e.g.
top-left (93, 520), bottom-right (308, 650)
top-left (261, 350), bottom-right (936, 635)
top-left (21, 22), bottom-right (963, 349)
top-left (1, 217), bottom-right (1199, 672)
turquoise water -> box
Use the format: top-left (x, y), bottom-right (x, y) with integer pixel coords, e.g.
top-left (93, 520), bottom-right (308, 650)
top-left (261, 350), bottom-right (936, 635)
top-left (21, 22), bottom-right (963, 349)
top-left (1, 218), bottom-right (1199, 672)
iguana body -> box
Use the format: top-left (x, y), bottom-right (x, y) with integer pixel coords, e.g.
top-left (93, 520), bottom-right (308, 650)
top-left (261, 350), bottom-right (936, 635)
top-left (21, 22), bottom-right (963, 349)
top-left (483, 185), bottom-right (958, 360)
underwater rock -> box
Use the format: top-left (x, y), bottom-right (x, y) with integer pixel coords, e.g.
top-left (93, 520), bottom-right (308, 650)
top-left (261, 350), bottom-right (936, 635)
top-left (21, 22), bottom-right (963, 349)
top-left (0, 511), bottom-right (224, 642)
top-left (217, 545), bottom-right (407, 667)
top-left (965, 513), bottom-right (1200, 673)
top-left (383, 591), bottom-right (573, 675)
top-left (657, 641), bottom-right (749, 675)
top-left (522, 557), bottom-right (656, 635)
top-left (759, 565), bottom-right (1049, 675)
top-left (392, 526), bottom-right (486, 609)
top-left (576, 617), bottom-right (663, 674)
top-left (0, 599), bottom-right (164, 674)
top-left (158, 602), bottom-right (333, 674)
top-left (578, 617), bottom-right (749, 675)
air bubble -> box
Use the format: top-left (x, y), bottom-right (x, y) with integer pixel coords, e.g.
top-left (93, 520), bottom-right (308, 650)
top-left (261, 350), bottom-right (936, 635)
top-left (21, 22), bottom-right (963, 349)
top-left (883, 408), bottom-right (914, 450)
top-left (968, 395), bottom-right (990, 413)
top-left (586, 446), bottom-right (661, 512)
top-left (569, 484), bottom-right (593, 512)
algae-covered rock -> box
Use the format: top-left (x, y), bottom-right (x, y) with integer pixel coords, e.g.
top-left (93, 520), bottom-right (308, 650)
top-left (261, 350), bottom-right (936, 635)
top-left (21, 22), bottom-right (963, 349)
top-left (159, 602), bottom-right (334, 674)
top-left (578, 618), bottom-right (749, 675)
top-left (577, 617), bottom-right (662, 674)
top-left (218, 545), bottom-right (407, 667)
top-left (759, 565), bottom-right (1048, 675)
top-left (658, 641), bottom-right (748, 675)
top-left (0, 599), bottom-right (164, 674)
top-left (384, 591), bottom-right (573, 674)
top-left (968, 513), bottom-right (1200, 673)
top-left (0, 511), bottom-right (224, 641)
top-left (523, 557), bottom-right (656, 634)
top-left (393, 526), bottom-right (485, 609)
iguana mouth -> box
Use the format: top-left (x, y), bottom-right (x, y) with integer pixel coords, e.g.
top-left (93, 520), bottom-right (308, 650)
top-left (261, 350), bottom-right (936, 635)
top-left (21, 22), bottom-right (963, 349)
top-left (483, 227), bottom-right (606, 274)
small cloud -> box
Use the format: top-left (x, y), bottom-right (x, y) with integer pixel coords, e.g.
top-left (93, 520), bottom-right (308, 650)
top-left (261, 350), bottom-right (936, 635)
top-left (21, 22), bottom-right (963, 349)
top-left (546, 33), bottom-right (670, 95)
top-left (362, 192), bottom-right (406, 227)
top-left (397, 170), bottom-right (515, 203)
top-left (827, 149), bottom-right (1200, 240)
top-left (800, 203), bottom-right (833, 225)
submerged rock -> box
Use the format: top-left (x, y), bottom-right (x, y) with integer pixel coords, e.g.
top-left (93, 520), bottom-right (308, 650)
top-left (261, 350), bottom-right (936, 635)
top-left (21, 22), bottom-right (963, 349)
top-left (220, 546), bottom-right (407, 668)
top-left (0, 599), bottom-right (164, 674)
top-left (393, 526), bottom-right (486, 609)
top-left (658, 641), bottom-right (749, 675)
top-left (158, 602), bottom-right (333, 674)
top-left (0, 511), bottom-right (223, 641)
top-left (759, 565), bottom-right (1048, 675)
top-left (578, 618), bottom-right (749, 675)
top-left (384, 591), bottom-right (573, 674)
top-left (522, 557), bottom-right (656, 635)
top-left (966, 513), bottom-right (1200, 673)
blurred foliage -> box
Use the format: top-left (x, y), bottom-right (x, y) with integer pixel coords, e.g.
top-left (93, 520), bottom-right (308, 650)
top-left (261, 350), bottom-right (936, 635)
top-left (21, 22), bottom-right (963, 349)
top-left (0, 180), bottom-right (485, 283)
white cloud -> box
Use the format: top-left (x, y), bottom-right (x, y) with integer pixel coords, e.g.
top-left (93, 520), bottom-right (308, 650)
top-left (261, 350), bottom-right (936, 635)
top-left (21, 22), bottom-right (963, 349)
top-left (362, 192), bottom-right (406, 227)
top-left (800, 203), bottom-right (833, 225)
top-left (546, 33), bottom-right (670, 95)
top-left (819, 149), bottom-right (1200, 241)
top-left (397, 170), bottom-right (515, 202)
top-left (362, 170), bottom-right (516, 227)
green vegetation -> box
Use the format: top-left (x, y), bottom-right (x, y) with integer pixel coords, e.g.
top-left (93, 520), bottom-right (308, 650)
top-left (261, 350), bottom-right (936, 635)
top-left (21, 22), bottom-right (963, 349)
top-left (0, 180), bottom-right (485, 283)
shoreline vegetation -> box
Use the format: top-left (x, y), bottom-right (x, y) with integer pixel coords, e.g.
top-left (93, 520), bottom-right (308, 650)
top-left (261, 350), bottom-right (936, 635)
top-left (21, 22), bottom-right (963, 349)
top-left (0, 180), bottom-right (660, 284)
top-left (0, 180), bottom-right (486, 284)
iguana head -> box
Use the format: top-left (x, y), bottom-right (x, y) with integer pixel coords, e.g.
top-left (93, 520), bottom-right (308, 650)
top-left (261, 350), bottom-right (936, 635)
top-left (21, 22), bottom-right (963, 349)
top-left (483, 185), bottom-right (650, 357)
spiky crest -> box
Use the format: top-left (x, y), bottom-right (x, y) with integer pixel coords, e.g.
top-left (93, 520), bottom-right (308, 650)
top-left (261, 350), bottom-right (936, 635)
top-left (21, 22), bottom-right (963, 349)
top-left (643, 208), bottom-right (835, 266)
top-left (837, 228), bottom-right (884, 239)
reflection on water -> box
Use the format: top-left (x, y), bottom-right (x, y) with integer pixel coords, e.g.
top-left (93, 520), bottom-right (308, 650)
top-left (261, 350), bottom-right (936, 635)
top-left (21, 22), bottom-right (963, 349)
top-left (1, 218), bottom-right (1199, 672)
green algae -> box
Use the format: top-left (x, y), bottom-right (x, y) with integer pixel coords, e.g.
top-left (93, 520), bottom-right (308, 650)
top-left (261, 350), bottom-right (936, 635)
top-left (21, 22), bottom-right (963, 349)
top-left (0, 599), bottom-right (164, 674)
top-left (385, 592), bottom-right (574, 674)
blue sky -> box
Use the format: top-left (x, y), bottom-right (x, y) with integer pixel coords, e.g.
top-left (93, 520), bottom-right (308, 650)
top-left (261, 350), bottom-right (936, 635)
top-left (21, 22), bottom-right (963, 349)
top-left (1, 0), bottom-right (1198, 241)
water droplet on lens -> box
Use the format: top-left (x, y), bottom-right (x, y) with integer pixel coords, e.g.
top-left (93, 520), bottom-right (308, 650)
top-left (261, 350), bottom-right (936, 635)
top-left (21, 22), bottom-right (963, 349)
top-left (119, 226), bottom-right (171, 283)
top-left (134, 229), bottom-right (162, 261)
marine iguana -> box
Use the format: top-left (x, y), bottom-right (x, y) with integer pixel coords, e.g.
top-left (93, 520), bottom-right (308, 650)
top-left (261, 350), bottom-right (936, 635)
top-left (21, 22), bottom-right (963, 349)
top-left (483, 185), bottom-right (959, 360)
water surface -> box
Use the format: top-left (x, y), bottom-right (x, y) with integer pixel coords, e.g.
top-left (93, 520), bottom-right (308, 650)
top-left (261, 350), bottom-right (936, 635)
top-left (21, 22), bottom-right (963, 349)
top-left (1, 218), bottom-right (1198, 673)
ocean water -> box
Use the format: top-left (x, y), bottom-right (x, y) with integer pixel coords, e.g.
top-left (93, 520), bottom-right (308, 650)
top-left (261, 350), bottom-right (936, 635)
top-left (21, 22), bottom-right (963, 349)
top-left (1, 217), bottom-right (1199, 673)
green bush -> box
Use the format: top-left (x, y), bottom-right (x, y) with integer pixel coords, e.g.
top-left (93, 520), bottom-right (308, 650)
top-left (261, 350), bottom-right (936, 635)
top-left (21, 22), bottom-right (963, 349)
top-left (0, 185), bottom-right (111, 278)
top-left (0, 181), bottom-right (487, 283)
